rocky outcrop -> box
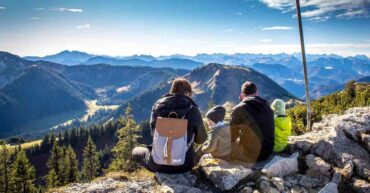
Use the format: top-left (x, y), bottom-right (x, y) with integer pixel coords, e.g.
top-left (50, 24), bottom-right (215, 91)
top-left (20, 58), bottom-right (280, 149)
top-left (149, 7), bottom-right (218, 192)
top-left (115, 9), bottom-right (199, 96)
top-left (53, 177), bottom-right (157, 193)
top-left (57, 107), bottom-right (370, 193)
top-left (288, 107), bottom-right (370, 193)
top-left (199, 158), bottom-right (253, 191)
top-left (155, 172), bottom-right (206, 193)
top-left (290, 107), bottom-right (370, 181)
top-left (261, 152), bottom-right (299, 177)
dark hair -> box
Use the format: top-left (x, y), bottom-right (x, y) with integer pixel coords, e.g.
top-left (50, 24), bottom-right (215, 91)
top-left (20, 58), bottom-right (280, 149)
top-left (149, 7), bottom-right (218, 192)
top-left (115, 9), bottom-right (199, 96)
top-left (170, 78), bottom-right (193, 96)
top-left (241, 81), bottom-right (257, 96)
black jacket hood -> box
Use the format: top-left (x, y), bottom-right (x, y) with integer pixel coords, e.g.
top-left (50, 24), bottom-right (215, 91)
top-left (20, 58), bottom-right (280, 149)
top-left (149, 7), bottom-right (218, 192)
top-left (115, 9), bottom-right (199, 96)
top-left (153, 93), bottom-right (197, 118)
top-left (242, 96), bottom-right (271, 113)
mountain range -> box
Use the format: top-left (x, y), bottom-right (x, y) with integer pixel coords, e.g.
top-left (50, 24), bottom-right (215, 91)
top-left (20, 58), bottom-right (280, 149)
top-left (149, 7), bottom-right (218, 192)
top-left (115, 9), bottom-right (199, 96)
top-left (0, 50), bottom-right (369, 138)
top-left (25, 50), bottom-right (203, 70)
top-left (0, 52), bottom-right (188, 138)
top-left (23, 50), bottom-right (370, 98)
top-left (115, 63), bottom-right (295, 121)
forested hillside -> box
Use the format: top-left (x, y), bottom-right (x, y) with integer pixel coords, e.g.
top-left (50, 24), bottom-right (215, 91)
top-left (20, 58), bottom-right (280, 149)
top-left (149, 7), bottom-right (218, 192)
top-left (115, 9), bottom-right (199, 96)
top-left (0, 52), bottom-right (188, 138)
top-left (0, 66), bottom-right (88, 138)
top-left (288, 81), bottom-right (370, 134)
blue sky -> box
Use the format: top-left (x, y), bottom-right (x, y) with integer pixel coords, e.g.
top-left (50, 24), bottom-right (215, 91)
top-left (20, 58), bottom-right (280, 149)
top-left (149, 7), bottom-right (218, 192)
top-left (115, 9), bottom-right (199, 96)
top-left (0, 0), bottom-right (369, 57)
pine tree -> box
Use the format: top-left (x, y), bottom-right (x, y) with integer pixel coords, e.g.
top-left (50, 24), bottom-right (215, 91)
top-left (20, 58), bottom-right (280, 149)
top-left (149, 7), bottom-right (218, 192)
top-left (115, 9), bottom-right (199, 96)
top-left (46, 169), bottom-right (58, 189)
top-left (10, 150), bottom-right (35, 193)
top-left (63, 131), bottom-right (70, 144)
top-left (46, 142), bottom-right (62, 186)
top-left (82, 136), bottom-right (100, 181)
top-left (65, 146), bottom-right (80, 183)
top-left (0, 145), bottom-right (11, 193)
top-left (70, 128), bottom-right (78, 147)
top-left (59, 146), bottom-right (68, 185)
top-left (344, 80), bottom-right (356, 98)
top-left (110, 104), bottom-right (141, 172)
top-left (99, 144), bottom-right (110, 166)
top-left (40, 134), bottom-right (50, 153)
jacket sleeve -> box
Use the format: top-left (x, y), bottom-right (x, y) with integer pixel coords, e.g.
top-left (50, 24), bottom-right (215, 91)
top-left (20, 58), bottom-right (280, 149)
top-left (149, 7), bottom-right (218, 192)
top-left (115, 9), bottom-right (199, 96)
top-left (150, 106), bottom-right (158, 136)
top-left (191, 107), bottom-right (207, 144)
top-left (230, 107), bottom-right (242, 143)
top-left (201, 129), bottom-right (218, 153)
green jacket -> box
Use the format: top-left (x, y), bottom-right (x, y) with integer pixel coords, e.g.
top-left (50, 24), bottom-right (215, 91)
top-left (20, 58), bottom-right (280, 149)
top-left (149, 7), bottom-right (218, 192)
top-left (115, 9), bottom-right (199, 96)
top-left (273, 116), bottom-right (292, 153)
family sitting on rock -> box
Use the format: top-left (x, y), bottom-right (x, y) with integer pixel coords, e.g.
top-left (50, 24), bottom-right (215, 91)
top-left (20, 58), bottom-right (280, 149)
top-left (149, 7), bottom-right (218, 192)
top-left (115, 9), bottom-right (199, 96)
top-left (132, 78), bottom-right (292, 174)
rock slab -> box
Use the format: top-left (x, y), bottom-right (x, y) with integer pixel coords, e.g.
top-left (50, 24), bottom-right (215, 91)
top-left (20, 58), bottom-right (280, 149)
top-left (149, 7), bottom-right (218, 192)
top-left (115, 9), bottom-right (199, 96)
top-left (200, 158), bottom-right (253, 191)
top-left (155, 172), bottom-right (203, 193)
top-left (262, 152), bottom-right (299, 177)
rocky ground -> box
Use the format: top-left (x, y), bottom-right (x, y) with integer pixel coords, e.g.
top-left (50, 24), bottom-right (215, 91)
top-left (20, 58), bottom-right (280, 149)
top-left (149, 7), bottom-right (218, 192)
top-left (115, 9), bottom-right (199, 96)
top-left (53, 107), bottom-right (370, 193)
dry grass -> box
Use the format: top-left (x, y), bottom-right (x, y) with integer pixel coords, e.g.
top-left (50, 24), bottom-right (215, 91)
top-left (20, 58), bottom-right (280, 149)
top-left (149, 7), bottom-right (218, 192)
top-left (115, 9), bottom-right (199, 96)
top-left (81, 100), bottom-right (119, 122)
top-left (101, 168), bottom-right (155, 181)
top-left (49, 169), bottom-right (155, 193)
top-left (1, 139), bottom-right (42, 154)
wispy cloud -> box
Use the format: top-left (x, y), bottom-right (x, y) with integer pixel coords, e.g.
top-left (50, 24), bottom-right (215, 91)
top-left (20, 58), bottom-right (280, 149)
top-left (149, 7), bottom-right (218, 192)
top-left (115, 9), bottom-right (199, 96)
top-left (261, 26), bottom-right (293, 30)
top-left (34, 8), bottom-right (44, 11)
top-left (259, 0), bottom-right (370, 21)
top-left (29, 17), bottom-right (40, 20)
top-left (259, 39), bottom-right (272, 42)
top-left (226, 28), bottom-right (235, 32)
top-left (76, 24), bottom-right (90, 29)
top-left (337, 9), bottom-right (369, 19)
top-left (51, 8), bottom-right (83, 13)
top-left (237, 12), bottom-right (243, 16)
top-left (307, 16), bottom-right (330, 22)
top-left (0, 6), bottom-right (5, 10)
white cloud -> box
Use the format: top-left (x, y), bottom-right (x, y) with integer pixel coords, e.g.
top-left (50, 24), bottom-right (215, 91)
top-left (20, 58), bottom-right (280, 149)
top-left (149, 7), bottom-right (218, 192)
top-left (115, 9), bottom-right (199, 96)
top-left (51, 8), bottom-right (83, 12)
top-left (76, 24), bottom-right (90, 29)
top-left (261, 26), bottom-right (293, 30)
top-left (226, 28), bottom-right (235, 32)
top-left (0, 6), bottom-right (5, 10)
top-left (260, 0), bottom-right (370, 20)
top-left (29, 17), bottom-right (40, 20)
top-left (237, 12), bottom-right (243, 15)
top-left (34, 8), bottom-right (44, 11)
top-left (308, 16), bottom-right (330, 22)
top-left (337, 9), bottom-right (368, 19)
top-left (259, 39), bottom-right (272, 42)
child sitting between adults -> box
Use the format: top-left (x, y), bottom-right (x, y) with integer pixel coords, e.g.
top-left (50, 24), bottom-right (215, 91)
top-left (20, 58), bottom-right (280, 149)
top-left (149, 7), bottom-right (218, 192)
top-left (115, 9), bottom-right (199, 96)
top-left (271, 99), bottom-right (292, 153)
top-left (201, 105), bottom-right (231, 161)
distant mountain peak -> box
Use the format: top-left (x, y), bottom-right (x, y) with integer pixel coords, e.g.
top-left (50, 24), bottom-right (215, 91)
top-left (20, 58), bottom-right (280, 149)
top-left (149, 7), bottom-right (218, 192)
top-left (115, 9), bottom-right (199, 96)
top-left (58, 50), bottom-right (90, 54)
top-left (0, 51), bottom-right (23, 59)
top-left (354, 54), bottom-right (370, 61)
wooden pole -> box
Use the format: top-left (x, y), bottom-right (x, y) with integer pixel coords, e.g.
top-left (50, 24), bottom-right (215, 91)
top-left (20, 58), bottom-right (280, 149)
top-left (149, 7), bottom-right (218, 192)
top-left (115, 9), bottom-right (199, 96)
top-left (295, 0), bottom-right (311, 131)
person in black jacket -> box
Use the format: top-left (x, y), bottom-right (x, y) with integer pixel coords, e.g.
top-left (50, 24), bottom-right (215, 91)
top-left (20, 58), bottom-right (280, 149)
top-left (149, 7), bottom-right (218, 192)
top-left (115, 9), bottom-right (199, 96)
top-left (132, 78), bottom-right (207, 173)
top-left (230, 81), bottom-right (275, 162)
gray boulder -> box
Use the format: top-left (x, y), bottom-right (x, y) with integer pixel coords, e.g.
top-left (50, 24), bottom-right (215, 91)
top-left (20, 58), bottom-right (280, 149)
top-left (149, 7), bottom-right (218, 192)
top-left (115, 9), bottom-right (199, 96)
top-left (317, 173), bottom-right (341, 193)
top-left (239, 186), bottom-right (253, 193)
top-left (262, 152), bottom-right (299, 177)
top-left (305, 154), bottom-right (331, 178)
top-left (200, 158), bottom-right (253, 191)
top-left (360, 132), bottom-right (370, 153)
top-left (155, 172), bottom-right (203, 193)
top-left (258, 179), bottom-right (280, 193)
